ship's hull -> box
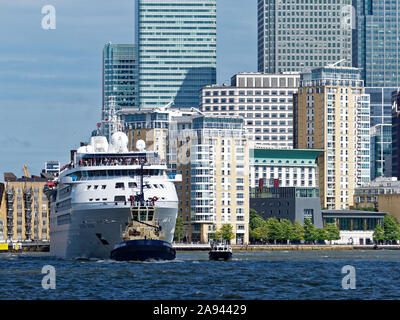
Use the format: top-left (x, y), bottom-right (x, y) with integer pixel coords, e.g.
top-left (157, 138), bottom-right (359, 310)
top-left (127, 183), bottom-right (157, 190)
top-left (50, 202), bottom-right (178, 260)
top-left (209, 251), bottom-right (232, 261)
top-left (110, 239), bottom-right (176, 261)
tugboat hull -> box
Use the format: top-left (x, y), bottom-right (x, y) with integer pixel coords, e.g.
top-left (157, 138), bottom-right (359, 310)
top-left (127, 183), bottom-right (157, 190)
top-left (110, 239), bottom-right (176, 261)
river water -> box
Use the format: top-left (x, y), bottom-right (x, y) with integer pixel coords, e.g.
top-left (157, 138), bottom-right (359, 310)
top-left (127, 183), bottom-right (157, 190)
top-left (0, 250), bottom-right (399, 300)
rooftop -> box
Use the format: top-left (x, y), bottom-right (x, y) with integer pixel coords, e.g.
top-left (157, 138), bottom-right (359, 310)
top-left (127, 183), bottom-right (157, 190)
top-left (250, 148), bottom-right (323, 165)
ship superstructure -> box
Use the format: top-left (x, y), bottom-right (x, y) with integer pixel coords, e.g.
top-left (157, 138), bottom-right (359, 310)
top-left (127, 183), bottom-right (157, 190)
top-left (45, 131), bottom-right (181, 260)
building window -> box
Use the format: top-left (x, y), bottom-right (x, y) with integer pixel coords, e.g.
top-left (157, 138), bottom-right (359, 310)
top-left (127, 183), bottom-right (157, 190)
top-left (304, 209), bottom-right (314, 224)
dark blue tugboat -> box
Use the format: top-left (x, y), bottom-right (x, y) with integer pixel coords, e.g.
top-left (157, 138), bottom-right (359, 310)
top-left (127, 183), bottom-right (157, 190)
top-left (111, 239), bottom-right (175, 261)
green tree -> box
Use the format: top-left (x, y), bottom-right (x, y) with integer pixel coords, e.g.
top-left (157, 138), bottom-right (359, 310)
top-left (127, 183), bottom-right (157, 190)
top-left (304, 218), bottom-right (318, 244)
top-left (250, 208), bottom-right (259, 221)
top-left (280, 219), bottom-right (295, 244)
top-left (250, 226), bottom-right (269, 242)
top-left (383, 215), bottom-right (400, 244)
top-left (250, 215), bottom-right (267, 230)
top-left (265, 218), bottom-right (284, 243)
top-left (249, 210), bottom-right (268, 242)
top-left (215, 224), bottom-right (235, 243)
top-left (316, 228), bottom-right (328, 243)
top-left (173, 216), bottom-right (185, 242)
top-left (373, 224), bottom-right (385, 244)
top-left (325, 223), bottom-right (340, 244)
top-left (292, 220), bottom-right (305, 243)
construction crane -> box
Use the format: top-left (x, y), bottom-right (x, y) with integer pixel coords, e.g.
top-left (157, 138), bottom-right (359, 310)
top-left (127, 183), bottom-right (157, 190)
top-left (329, 59), bottom-right (346, 67)
top-left (23, 164), bottom-right (30, 178)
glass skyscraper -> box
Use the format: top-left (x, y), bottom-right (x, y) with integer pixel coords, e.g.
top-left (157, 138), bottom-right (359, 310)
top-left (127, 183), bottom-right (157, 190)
top-left (366, 87), bottom-right (397, 127)
top-left (353, 0), bottom-right (400, 87)
top-left (102, 43), bottom-right (138, 137)
top-left (257, 0), bottom-right (353, 73)
top-left (371, 124), bottom-right (392, 179)
top-left (366, 87), bottom-right (397, 179)
top-left (135, 0), bottom-right (216, 109)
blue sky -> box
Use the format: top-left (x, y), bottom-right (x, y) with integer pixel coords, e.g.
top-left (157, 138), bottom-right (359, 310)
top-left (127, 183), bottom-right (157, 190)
top-left (0, 0), bottom-right (257, 178)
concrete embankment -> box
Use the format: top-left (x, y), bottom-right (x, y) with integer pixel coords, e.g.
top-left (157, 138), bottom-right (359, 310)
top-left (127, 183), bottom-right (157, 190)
top-left (173, 244), bottom-right (400, 251)
top-left (0, 242), bottom-right (49, 253)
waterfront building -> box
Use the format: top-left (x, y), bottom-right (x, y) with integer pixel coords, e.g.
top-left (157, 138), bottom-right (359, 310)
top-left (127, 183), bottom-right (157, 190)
top-left (0, 173), bottom-right (51, 242)
top-left (200, 73), bottom-right (299, 149)
top-left (249, 148), bottom-right (322, 189)
top-left (353, 177), bottom-right (400, 210)
top-left (120, 107), bottom-right (249, 244)
top-left (250, 187), bottom-right (323, 228)
top-left (322, 210), bottom-right (386, 245)
top-left (257, 0), bottom-right (353, 73)
top-left (378, 194), bottom-right (400, 223)
top-left (353, 1), bottom-right (400, 87)
top-left (102, 43), bottom-right (138, 138)
top-left (294, 66), bottom-right (371, 210)
top-left (135, 0), bottom-right (216, 109)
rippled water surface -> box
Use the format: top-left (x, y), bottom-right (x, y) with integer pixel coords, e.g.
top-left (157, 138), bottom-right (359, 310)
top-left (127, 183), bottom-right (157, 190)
top-left (1, 250), bottom-right (400, 300)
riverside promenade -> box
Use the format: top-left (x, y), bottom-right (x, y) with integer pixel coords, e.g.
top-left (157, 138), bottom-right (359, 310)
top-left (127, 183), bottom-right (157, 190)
top-left (172, 243), bottom-right (400, 251)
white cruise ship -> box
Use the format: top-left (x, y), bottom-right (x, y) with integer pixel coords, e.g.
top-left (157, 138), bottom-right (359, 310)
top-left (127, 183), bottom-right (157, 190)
top-left (44, 131), bottom-right (180, 260)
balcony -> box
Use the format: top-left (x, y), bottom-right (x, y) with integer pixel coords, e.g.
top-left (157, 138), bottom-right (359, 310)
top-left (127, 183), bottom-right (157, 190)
top-left (191, 214), bottom-right (216, 223)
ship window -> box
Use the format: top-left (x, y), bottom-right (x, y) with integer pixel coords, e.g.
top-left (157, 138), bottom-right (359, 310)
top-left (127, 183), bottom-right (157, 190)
top-left (145, 184), bottom-right (151, 189)
top-left (115, 183), bottom-right (125, 189)
top-left (102, 198), bottom-right (107, 201)
top-left (115, 170), bottom-right (122, 176)
top-left (139, 210), bottom-right (147, 221)
top-left (160, 184), bottom-right (165, 188)
top-left (89, 199), bottom-right (93, 201)
top-left (153, 184), bottom-right (159, 188)
top-left (132, 211), bottom-right (139, 221)
top-left (95, 198), bottom-right (100, 201)
top-left (107, 170), bottom-right (114, 176)
top-left (114, 196), bottom-right (126, 202)
top-left (128, 182), bottom-right (138, 188)
top-left (87, 186), bottom-right (91, 190)
top-left (94, 185), bottom-right (99, 190)
top-left (102, 185), bottom-right (106, 189)
top-left (147, 210), bottom-right (154, 221)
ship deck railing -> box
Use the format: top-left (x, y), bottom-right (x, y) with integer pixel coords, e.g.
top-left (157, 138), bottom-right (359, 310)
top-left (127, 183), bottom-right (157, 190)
top-left (75, 159), bottom-right (167, 167)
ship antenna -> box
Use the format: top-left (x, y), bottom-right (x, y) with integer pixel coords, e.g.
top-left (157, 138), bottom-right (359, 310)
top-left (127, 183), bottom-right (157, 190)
top-left (140, 161), bottom-right (144, 205)
top-left (103, 96), bottom-right (122, 140)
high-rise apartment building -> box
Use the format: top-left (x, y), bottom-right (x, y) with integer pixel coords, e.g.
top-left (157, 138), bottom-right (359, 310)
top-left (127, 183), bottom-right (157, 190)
top-left (353, 0), bottom-right (400, 87)
top-left (102, 43), bottom-right (138, 138)
top-left (200, 73), bottom-right (299, 149)
top-left (120, 107), bottom-right (249, 244)
top-left (294, 66), bottom-right (371, 210)
top-left (135, 0), bottom-right (216, 109)
top-left (257, 0), bottom-right (353, 73)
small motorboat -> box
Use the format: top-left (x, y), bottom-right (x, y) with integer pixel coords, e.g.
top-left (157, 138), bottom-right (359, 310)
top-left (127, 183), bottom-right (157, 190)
top-left (209, 243), bottom-right (232, 261)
